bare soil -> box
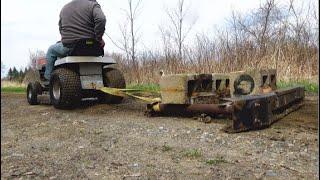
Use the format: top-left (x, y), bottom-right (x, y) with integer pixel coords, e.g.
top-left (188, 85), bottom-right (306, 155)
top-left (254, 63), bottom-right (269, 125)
top-left (1, 93), bottom-right (318, 179)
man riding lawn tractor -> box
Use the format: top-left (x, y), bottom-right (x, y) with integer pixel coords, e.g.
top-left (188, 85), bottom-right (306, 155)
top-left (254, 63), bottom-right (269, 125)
top-left (27, 0), bottom-right (126, 109)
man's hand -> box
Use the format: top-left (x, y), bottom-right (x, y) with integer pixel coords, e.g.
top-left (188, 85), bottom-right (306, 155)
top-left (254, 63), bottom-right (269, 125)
top-left (100, 39), bottom-right (105, 48)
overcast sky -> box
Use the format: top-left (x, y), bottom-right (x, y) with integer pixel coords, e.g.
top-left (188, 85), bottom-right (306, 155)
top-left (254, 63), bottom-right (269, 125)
top-left (0, 0), bottom-right (313, 76)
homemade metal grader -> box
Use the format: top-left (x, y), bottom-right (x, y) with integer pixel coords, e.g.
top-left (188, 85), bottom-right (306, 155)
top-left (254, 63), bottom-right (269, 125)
top-left (146, 69), bottom-right (304, 133)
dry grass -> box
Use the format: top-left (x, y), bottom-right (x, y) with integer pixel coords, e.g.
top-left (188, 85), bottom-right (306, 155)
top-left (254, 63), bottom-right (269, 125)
top-left (20, 0), bottom-right (317, 87)
top-left (1, 81), bottom-right (25, 88)
top-left (109, 0), bottom-right (318, 85)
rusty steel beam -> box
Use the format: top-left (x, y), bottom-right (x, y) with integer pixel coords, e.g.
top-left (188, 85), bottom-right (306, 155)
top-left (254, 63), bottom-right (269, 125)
top-left (146, 102), bottom-right (233, 117)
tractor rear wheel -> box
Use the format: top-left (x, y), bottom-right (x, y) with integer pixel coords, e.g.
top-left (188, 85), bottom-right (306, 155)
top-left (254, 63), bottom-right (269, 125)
top-left (99, 67), bottom-right (126, 104)
top-left (50, 68), bottom-right (82, 109)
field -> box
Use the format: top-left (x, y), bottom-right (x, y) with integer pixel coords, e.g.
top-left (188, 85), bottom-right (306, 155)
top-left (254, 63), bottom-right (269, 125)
top-left (1, 91), bottom-right (318, 179)
top-left (1, 81), bottom-right (26, 93)
top-left (1, 0), bottom-right (318, 178)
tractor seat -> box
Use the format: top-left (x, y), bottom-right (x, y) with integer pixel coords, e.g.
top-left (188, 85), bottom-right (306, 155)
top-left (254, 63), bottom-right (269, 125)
top-left (68, 39), bottom-right (104, 57)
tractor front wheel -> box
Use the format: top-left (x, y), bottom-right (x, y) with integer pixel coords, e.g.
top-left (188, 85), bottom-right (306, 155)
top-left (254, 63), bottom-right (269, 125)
top-left (27, 81), bottom-right (42, 105)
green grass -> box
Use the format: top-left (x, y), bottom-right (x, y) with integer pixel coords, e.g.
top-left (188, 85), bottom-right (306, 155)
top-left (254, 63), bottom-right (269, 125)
top-left (205, 156), bottom-right (227, 165)
top-left (127, 83), bottom-right (160, 93)
top-left (161, 144), bottom-right (173, 152)
top-left (1, 86), bottom-right (26, 93)
top-left (183, 149), bottom-right (202, 158)
top-left (127, 80), bottom-right (318, 94)
top-left (0, 83), bottom-right (161, 94)
top-left (1, 81), bottom-right (317, 94)
top-left (277, 80), bottom-right (318, 93)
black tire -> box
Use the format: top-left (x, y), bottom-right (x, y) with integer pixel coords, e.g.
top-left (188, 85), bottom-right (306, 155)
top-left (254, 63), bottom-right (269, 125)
top-left (99, 67), bottom-right (126, 104)
top-left (49, 68), bottom-right (82, 109)
top-left (27, 82), bottom-right (41, 105)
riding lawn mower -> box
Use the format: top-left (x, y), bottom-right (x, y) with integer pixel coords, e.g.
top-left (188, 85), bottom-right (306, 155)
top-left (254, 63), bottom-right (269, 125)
top-left (27, 39), bottom-right (126, 109)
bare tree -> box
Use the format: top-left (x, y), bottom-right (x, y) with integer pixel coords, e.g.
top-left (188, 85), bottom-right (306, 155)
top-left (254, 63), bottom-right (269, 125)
top-left (28, 50), bottom-right (46, 70)
top-left (159, 26), bottom-right (174, 70)
top-left (105, 0), bottom-right (142, 82)
top-left (107, 0), bottom-right (142, 64)
top-left (164, 0), bottom-right (197, 62)
top-left (128, 0), bottom-right (142, 65)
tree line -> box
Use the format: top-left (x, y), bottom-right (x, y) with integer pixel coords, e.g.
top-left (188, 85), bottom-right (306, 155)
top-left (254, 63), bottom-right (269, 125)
top-left (1, 50), bottom-right (46, 83)
top-left (5, 67), bottom-right (30, 83)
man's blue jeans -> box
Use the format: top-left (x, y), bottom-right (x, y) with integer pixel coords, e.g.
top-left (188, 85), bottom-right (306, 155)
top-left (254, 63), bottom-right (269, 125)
top-left (44, 42), bottom-right (72, 80)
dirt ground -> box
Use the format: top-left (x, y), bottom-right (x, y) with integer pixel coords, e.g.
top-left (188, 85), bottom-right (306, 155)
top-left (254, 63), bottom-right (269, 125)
top-left (1, 93), bottom-right (318, 179)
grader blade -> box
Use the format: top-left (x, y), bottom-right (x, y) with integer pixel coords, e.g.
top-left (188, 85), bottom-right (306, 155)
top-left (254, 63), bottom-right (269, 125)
top-left (223, 86), bottom-right (304, 133)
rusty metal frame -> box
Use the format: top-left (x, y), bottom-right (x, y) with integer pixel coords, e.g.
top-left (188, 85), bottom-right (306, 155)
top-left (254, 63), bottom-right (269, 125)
top-left (146, 86), bottom-right (304, 133)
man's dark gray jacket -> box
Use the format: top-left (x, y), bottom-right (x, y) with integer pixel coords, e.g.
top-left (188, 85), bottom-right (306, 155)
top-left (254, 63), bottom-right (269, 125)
top-left (59, 0), bottom-right (106, 47)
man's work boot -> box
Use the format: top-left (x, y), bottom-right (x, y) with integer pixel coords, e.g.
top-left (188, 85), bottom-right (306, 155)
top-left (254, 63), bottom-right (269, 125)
top-left (40, 74), bottom-right (50, 87)
top-left (40, 77), bottom-right (50, 87)
top-left (40, 81), bottom-right (50, 88)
